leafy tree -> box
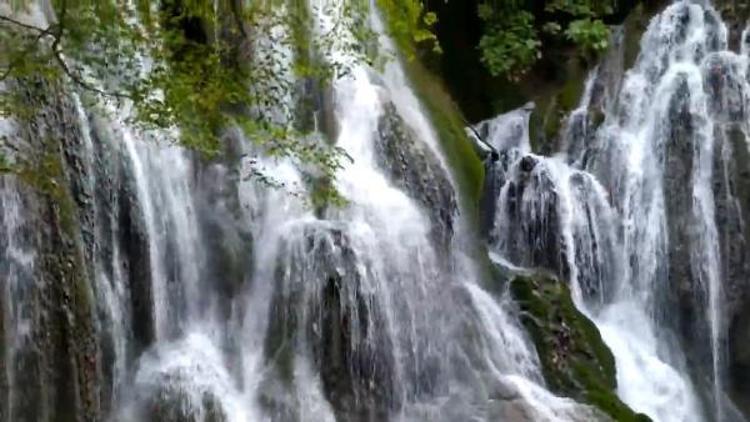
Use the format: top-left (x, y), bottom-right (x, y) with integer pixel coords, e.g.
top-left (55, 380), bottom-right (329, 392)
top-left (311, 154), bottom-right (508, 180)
top-left (0, 0), bottom-right (384, 204)
top-left (0, 0), bottom-right (612, 202)
top-left (376, 0), bottom-right (440, 60)
top-left (0, 0), bottom-right (443, 205)
top-left (476, 0), bottom-right (614, 78)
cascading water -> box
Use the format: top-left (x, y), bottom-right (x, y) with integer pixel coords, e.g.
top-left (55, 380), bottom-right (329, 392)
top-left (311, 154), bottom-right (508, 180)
top-left (0, 0), bottom-right (618, 421)
top-left (482, 1), bottom-right (750, 421)
top-left (10, 0), bottom-right (750, 420)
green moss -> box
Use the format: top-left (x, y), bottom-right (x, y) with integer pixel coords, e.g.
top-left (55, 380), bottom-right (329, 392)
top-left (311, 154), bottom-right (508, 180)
top-left (559, 74), bottom-right (586, 111)
top-left (376, 2), bottom-right (485, 227)
top-left (401, 59), bottom-right (485, 219)
top-left (510, 274), bottom-right (651, 422)
top-left (43, 148), bottom-right (99, 421)
top-left (527, 57), bottom-right (588, 154)
top-left (622, 4), bottom-right (649, 72)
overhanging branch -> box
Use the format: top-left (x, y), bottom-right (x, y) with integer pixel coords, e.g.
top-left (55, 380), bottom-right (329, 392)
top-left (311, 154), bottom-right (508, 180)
top-left (0, 6), bottom-right (132, 100)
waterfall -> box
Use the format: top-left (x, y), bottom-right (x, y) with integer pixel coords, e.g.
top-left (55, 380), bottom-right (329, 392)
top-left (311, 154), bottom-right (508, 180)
top-left (483, 1), bottom-right (750, 421)
top-left (8, 0), bottom-right (750, 420)
top-left (0, 0), bottom-right (617, 421)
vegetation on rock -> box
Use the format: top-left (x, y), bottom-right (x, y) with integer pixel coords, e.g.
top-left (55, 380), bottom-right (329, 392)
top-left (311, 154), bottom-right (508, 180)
top-left (510, 273), bottom-right (652, 422)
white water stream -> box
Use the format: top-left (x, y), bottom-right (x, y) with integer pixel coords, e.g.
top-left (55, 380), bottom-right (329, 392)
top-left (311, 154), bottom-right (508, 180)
top-left (484, 1), bottom-right (750, 421)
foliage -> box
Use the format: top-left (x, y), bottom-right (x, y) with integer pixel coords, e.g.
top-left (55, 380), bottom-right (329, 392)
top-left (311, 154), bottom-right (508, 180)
top-left (565, 18), bottom-right (610, 54)
top-left (0, 1), bottom-right (366, 206)
top-left (477, 9), bottom-right (540, 80)
top-left (375, 0), bottom-right (440, 60)
top-left (0, 0), bottom-right (444, 206)
top-left (475, 0), bottom-right (614, 78)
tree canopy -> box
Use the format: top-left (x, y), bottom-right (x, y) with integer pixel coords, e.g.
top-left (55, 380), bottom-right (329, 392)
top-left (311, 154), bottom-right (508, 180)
top-left (0, 0), bottom-right (613, 202)
top-left (474, 1), bottom-right (614, 79)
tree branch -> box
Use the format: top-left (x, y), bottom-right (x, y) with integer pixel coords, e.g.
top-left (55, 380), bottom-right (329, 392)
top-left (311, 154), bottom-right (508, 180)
top-left (0, 4), bottom-right (133, 100)
top-left (0, 29), bottom-right (54, 82)
top-left (0, 14), bottom-right (54, 35)
top-left (49, 49), bottom-right (132, 99)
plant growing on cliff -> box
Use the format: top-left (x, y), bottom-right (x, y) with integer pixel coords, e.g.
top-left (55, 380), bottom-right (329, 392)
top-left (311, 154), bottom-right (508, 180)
top-left (376, 0), bottom-right (440, 60)
top-left (476, 0), bottom-right (613, 78)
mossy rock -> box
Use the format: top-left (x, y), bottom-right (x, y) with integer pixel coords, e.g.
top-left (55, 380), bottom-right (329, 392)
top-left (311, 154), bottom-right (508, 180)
top-left (510, 274), bottom-right (651, 422)
top-left (402, 58), bottom-right (485, 220)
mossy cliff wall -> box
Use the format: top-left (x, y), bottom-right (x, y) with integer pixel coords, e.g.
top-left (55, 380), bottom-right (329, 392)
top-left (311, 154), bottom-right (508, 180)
top-left (2, 80), bottom-right (102, 421)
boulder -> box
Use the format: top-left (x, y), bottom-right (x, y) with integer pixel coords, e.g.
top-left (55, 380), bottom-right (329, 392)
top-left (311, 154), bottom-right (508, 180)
top-left (510, 273), bottom-right (651, 422)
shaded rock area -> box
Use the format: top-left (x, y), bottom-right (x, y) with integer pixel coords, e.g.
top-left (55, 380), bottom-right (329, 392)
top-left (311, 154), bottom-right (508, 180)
top-left (714, 0), bottom-right (750, 52)
top-left (426, 0), bottom-right (663, 135)
top-left (660, 76), bottom-right (709, 368)
top-left (265, 224), bottom-right (396, 421)
top-left (193, 132), bottom-right (254, 320)
top-left (722, 123), bottom-right (750, 416)
top-left (492, 155), bottom-right (570, 283)
top-left (375, 102), bottom-right (457, 250)
top-left (705, 55), bottom-right (750, 417)
top-left (138, 388), bottom-right (228, 422)
top-left (0, 80), bottom-right (104, 422)
top-left (397, 58), bottom-right (485, 218)
top-left (509, 273), bottom-right (651, 422)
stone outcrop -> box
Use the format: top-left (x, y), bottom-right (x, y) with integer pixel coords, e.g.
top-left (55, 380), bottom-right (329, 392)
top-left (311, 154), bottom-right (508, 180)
top-left (265, 224), bottom-right (396, 421)
top-left (375, 102), bottom-right (457, 250)
top-left (0, 80), bottom-right (103, 421)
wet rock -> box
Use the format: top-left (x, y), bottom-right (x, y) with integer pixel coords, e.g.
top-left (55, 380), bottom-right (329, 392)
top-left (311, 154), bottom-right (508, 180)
top-left (194, 154), bottom-right (253, 318)
top-left (375, 102), bottom-right (457, 251)
top-left (509, 273), bottom-right (651, 422)
top-left (266, 224), bottom-right (397, 420)
top-left (3, 79), bottom-right (104, 422)
top-left (118, 169), bottom-right (156, 352)
top-left (490, 155), bottom-right (571, 285)
top-left (139, 388), bottom-right (227, 422)
top-left (718, 125), bottom-right (750, 417)
top-left (713, 0), bottom-right (750, 52)
top-left (473, 106), bottom-right (533, 236)
top-left (703, 53), bottom-right (747, 123)
top-left (478, 160), bottom-right (503, 237)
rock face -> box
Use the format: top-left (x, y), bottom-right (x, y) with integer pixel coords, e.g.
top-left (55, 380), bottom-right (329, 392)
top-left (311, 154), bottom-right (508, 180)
top-left (492, 155), bottom-right (569, 281)
top-left (265, 224), bottom-right (397, 421)
top-left (0, 81), bottom-right (103, 422)
top-left (705, 53), bottom-right (750, 416)
top-left (660, 76), bottom-right (709, 366)
top-left (138, 388), bottom-right (228, 422)
top-left (509, 273), bottom-right (651, 422)
top-left (375, 102), bottom-right (457, 250)
top-left (0, 78), bottom-right (254, 422)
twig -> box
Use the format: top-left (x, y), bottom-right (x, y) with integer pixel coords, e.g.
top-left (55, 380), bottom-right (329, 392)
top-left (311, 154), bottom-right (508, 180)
top-left (0, 14), bottom-right (53, 35)
top-left (50, 47), bottom-right (132, 99)
top-left (6, 0), bottom-right (131, 100)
